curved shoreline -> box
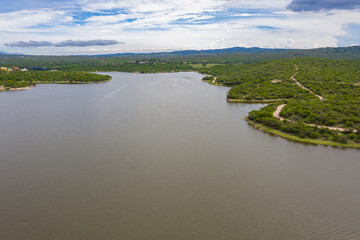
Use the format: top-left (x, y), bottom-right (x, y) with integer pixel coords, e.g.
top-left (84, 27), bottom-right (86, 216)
top-left (246, 118), bottom-right (360, 149)
top-left (272, 104), bottom-right (358, 133)
top-left (227, 98), bottom-right (284, 103)
top-left (2, 70), bottom-right (359, 148)
top-left (229, 63), bottom-right (359, 148)
top-left (0, 86), bottom-right (33, 91)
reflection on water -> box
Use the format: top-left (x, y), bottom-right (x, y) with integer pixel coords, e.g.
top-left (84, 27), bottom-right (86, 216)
top-left (0, 72), bottom-right (360, 240)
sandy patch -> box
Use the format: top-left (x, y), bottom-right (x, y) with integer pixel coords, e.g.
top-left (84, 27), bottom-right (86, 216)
top-left (0, 86), bottom-right (32, 91)
top-left (271, 79), bottom-right (281, 83)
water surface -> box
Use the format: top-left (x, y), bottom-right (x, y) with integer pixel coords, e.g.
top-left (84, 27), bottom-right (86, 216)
top-left (1, 72), bottom-right (360, 240)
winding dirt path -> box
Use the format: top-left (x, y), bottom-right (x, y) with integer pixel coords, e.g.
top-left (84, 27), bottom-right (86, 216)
top-left (291, 65), bottom-right (324, 101)
top-left (273, 104), bottom-right (356, 132)
top-left (272, 65), bottom-right (357, 132)
top-left (273, 104), bottom-right (285, 120)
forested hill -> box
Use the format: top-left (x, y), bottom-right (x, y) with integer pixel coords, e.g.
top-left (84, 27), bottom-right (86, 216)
top-left (89, 45), bottom-right (360, 57)
top-left (91, 46), bottom-right (289, 57)
top-left (302, 46), bottom-right (360, 55)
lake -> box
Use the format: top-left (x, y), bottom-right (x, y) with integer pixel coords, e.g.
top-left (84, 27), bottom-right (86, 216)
top-left (1, 72), bottom-right (360, 240)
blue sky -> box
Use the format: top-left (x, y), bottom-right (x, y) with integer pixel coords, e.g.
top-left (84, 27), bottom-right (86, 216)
top-left (0, 0), bottom-right (360, 55)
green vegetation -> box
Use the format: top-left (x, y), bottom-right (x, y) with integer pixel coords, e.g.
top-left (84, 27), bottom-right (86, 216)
top-left (112, 62), bottom-right (193, 73)
top-left (2, 47), bottom-right (360, 147)
top-left (198, 59), bottom-right (315, 100)
top-left (0, 56), bottom-right (193, 72)
top-left (189, 63), bottom-right (221, 69)
top-left (200, 57), bottom-right (360, 147)
top-left (247, 103), bottom-right (360, 146)
top-left (247, 118), bottom-right (360, 148)
top-left (201, 76), bottom-right (214, 82)
top-left (279, 58), bottom-right (360, 129)
top-left (0, 70), bottom-right (111, 89)
top-left (2, 45), bottom-right (360, 72)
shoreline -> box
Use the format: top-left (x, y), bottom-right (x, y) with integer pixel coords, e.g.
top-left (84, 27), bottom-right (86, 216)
top-left (97, 70), bottom-right (195, 74)
top-left (2, 71), bottom-right (359, 149)
top-left (0, 77), bottom-right (112, 92)
top-left (246, 118), bottom-right (360, 149)
top-left (227, 98), bottom-right (284, 103)
top-left (231, 65), bottom-right (359, 148)
top-left (0, 86), bottom-right (33, 91)
top-left (272, 104), bottom-right (357, 133)
top-left (34, 78), bottom-right (112, 84)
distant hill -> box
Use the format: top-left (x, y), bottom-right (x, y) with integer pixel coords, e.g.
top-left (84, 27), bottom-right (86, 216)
top-left (156, 47), bottom-right (289, 55)
top-left (2, 45), bottom-right (360, 58)
top-left (1, 45), bottom-right (359, 71)
top-left (303, 45), bottom-right (360, 54)
top-left (86, 45), bottom-right (360, 58)
top-left (90, 47), bottom-right (289, 57)
top-left (0, 51), bottom-right (23, 55)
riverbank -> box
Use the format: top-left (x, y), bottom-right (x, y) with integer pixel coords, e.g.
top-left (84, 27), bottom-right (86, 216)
top-left (227, 98), bottom-right (284, 103)
top-left (272, 103), bottom-right (358, 133)
top-left (246, 118), bottom-right (360, 149)
top-left (124, 70), bottom-right (195, 74)
top-left (34, 78), bottom-right (112, 84)
top-left (0, 86), bottom-right (33, 91)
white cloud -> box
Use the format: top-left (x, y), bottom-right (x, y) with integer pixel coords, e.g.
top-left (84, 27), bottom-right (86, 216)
top-left (81, 0), bottom-right (228, 13)
top-left (224, 0), bottom-right (289, 9)
top-left (0, 9), bottom-right (69, 32)
top-left (231, 13), bottom-right (260, 17)
top-left (1, 0), bottom-right (360, 55)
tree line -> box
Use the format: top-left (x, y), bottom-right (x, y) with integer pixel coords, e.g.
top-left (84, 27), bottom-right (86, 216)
top-left (0, 70), bottom-right (111, 89)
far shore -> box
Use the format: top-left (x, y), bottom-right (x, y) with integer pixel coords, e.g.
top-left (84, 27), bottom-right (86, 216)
top-left (0, 77), bottom-right (112, 92)
top-left (34, 78), bottom-right (112, 84)
top-left (95, 70), bottom-right (195, 74)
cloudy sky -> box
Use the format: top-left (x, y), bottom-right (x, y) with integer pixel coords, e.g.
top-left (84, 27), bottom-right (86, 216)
top-left (1, 0), bottom-right (360, 55)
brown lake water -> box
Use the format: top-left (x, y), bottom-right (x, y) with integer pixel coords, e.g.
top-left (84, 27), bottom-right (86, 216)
top-left (1, 72), bottom-right (360, 240)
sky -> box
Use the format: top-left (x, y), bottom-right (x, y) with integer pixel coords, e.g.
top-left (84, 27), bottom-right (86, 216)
top-left (0, 0), bottom-right (360, 55)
